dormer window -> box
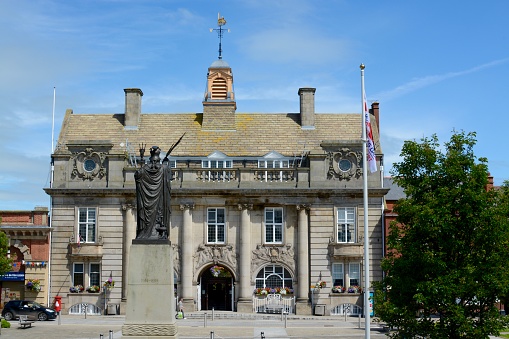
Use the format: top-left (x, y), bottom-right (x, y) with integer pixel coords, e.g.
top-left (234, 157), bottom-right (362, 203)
top-left (201, 151), bottom-right (233, 182)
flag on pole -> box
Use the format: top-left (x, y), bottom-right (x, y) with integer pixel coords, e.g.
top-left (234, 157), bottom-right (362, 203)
top-left (363, 88), bottom-right (377, 173)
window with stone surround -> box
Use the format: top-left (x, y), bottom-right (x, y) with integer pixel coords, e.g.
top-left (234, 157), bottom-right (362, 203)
top-left (89, 262), bottom-right (101, 287)
top-left (73, 262), bottom-right (84, 286)
top-left (337, 207), bottom-right (356, 243)
top-left (264, 207), bottom-right (283, 244)
top-left (332, 263), bottom-right (344, 287)
top-left (207, 208), bottom-right (225, 244)
top-left (78, 207), bottom-right (97, 243)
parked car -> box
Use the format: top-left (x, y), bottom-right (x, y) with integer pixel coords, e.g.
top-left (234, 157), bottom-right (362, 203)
top-left (1, 300), bottom-right (57, 321)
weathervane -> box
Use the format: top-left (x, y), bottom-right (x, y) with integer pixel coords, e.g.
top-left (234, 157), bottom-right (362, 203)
top-left (210, 13), bottom-right (230, 60)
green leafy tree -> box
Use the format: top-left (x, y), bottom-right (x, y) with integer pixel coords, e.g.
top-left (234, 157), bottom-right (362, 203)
top-left (374, 131), bottom-right (509, 338)
top-left (0, 217), bottom-right (11, 275)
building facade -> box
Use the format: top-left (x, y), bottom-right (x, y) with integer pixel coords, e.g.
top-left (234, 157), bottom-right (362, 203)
top-left (0, 207), bottom-right (51, 307)
top-left (46, 58), bottom-right (387, 316)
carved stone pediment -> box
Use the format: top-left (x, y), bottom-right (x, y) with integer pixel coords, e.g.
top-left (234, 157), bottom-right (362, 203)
top-left (194, 243), bottom-right (237, 271)
top-left (71, 147), bottom-right (107, 180)
top-left (251, 244), bottom-right (295, 276)
top-left (327, 147), bottom-right (362, 180)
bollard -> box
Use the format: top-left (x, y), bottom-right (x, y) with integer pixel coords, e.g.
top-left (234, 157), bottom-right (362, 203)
top-left (261, 331), bottom-right (265, 339)
top-left (109, 329), bottom-right (113, 339)
top-left (99, 335), bottom-right (103, 339)
top-left (204, 312), bottom-right (207, 327)
top-left (210, 331), bottom-right (214, 339)
top-left (358, 313), bottom-right (361, 328)
top-left (85, 304), bottom-right (88, 320)
top-left (212, 307), bottom-right (214, 321)
top-left (58, 311), bottom-right (61, 325)
top-left (284, 312), bottom-right (288, 328)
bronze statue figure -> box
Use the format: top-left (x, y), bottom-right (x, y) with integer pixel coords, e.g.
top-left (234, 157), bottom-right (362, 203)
top-left (135, 146), bottom-right (172, 239)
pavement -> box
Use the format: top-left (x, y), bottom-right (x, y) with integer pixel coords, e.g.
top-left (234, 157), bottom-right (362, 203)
top-left (0, 312), bottom-right (390, 339)
top-left (0, 312), bottom-right (506, 339)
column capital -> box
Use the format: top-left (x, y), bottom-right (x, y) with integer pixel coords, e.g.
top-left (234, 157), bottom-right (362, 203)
top-left (122, 203), bottom-right (135, 211)
top-left (237, 203), bottom-right (253, 211)
top-left (179, 203), bottom-right (195, 211)
top-left (296, 204), bottom-right (311, 211)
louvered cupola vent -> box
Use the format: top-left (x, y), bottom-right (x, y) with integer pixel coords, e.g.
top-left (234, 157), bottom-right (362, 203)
top-left (211, 78), bottom-right (228, 99)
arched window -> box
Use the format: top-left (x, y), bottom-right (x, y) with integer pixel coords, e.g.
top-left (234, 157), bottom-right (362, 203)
top-left (255, 264), bottom-right (293, 289)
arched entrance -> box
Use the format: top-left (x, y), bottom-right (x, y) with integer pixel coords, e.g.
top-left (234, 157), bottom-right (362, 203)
top-left (200, 265), bottom-right (234, 311)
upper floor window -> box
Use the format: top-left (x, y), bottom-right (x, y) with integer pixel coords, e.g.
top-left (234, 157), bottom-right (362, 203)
top-left (265, 207), bottom-right (283, 244)
top-left (78, 207), bottom-right (96, 243)
top-left (73, 263), bottom-right (84, 286)
top-left (258, 160), bottom-right (290, 168)
top-left (207, 208), bottom-right (225, 244)
top-left (332, 263), bottom-right (344, 287)
top-left (202, 160), bottom-right (232, 169)
top-left (337, 207), bottom-right (355, 243)
top-left (89, 263), bottom-right (101, 286)
top-left (349, 263), bottom-right (361, 287)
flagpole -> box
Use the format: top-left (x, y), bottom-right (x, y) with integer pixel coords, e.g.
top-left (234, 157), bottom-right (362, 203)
top-left (360, 63), bottom-right (370, 339)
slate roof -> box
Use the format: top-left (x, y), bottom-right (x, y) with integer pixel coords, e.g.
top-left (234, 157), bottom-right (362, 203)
top-left (57, 111), bottom-right (382, 158)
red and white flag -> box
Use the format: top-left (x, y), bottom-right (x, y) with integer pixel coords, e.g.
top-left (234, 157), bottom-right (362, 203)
top-left (363, 90), bottom-right (377, 173)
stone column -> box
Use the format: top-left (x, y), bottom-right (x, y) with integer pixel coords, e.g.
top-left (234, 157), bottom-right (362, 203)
top-left (296, 204), bottom-right (311, 315)
top-left (236, 203), bottom-right (253, 313)
top-left (180, 203), bottom-right (195, 311)
top-left (122, 203), bottom-right (136, 302)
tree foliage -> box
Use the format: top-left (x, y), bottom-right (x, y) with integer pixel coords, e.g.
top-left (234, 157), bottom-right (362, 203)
top-left (373, 131), bottom-right (509, 338)
top-left (0, 217), bottom-right (11, 276)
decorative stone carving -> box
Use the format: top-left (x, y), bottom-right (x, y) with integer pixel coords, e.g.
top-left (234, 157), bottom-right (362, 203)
top-left (71, 147), bottom-right (107, 180)
top-left (194, 243), bottom-right (237, 271)
top-left (326, 148), bottom-right (362, 180)
top-left (251, 244), bottom-right (295, 277)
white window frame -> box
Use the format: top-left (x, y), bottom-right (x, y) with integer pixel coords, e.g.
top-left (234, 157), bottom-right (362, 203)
top-left (89, 262), bottom-right (101, 287)
top-left (255, 264), bottom-right (293, 289)
top-left (202, 159), bottom-right (233, 182)
top-left (337, 207), bottom-right (356, 243)
top-left (264, 207), bottom-right (283, 244)
top-left (207, 208), bottom-right (226, 244)
top-left (73, 262), bottom-right (84, 286)
top-left (348, 263), bottom-right (361, 287)
top-left (78, 207), bottom-right (97, 243)
top-left (332, 263), bottom-right (344, 287)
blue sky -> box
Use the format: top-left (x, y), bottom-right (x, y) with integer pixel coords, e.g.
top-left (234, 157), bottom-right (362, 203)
top-left (1, 0), bottom-right (508, 210)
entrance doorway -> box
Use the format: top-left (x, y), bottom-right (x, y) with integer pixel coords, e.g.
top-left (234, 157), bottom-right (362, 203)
top-left (200, 265), bottom-right (234, 311)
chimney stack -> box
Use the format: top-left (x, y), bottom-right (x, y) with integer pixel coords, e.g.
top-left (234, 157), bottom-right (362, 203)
top-left (299, 87), bottom-right (316, 129)
top-left (124, 88), bottom-right (143, 130)
top-left (370, 101), bottom-right (380, 132)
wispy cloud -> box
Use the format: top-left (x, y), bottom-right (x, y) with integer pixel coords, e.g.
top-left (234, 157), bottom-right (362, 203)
top-left (375, 58), bottom-right (509, 101)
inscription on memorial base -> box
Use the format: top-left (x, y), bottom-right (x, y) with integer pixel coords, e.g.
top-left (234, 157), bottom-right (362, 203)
top-left (122, 241), bottom-right (178, 339)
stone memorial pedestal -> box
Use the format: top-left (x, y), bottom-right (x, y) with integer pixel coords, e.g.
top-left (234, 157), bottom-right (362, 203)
top-left (122, 240), bottom-right (178, 339)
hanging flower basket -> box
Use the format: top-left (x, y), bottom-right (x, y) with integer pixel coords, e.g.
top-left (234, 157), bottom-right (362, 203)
top-left (210, 265), bottom-right (224, 277)
top-left (25, 279), bottom-right (41, 292)
top-left (316, 281), bottom-right (326, 289)
top-left (103, 278), bottom-right (115, 289)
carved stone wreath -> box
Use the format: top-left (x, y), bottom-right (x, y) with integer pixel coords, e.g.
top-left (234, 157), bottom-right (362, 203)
top-left (71, 147), bottom-right (107, 180)
top-left (327, 148), bottom-right (362, 180)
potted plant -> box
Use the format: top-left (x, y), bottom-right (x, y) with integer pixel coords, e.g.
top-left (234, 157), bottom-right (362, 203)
top-left (347, 285), bottom-right (362, 293)
top-left (86, 285), bottom-right (100, 293)
top-left (316, 280), bottom-right (326, 289)
top-left (332, 285), bottom-right (345, 293)
top-left (70, 285), bottom-right (84, 293)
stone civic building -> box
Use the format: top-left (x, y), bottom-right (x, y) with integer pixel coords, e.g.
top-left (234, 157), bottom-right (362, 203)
top-left (46, 57), bottom-right (388, 315)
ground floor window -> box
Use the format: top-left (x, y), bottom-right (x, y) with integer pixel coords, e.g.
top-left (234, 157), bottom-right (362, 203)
top-left (255, 264), bottom-right (293, 289)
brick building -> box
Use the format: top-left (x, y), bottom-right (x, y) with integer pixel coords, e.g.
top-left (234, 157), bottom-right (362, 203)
top-left (0, 207), bottom-right (51, 307)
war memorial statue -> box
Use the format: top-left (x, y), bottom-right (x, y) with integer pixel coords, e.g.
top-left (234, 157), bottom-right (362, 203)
top-left (123, 136), bottom-right (184, 339)
top-left (134, 145), bottom-right (171, 240)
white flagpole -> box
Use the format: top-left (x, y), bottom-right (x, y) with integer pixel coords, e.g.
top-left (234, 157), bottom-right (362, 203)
top-left (360, 64), bottom-right (370, 339)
